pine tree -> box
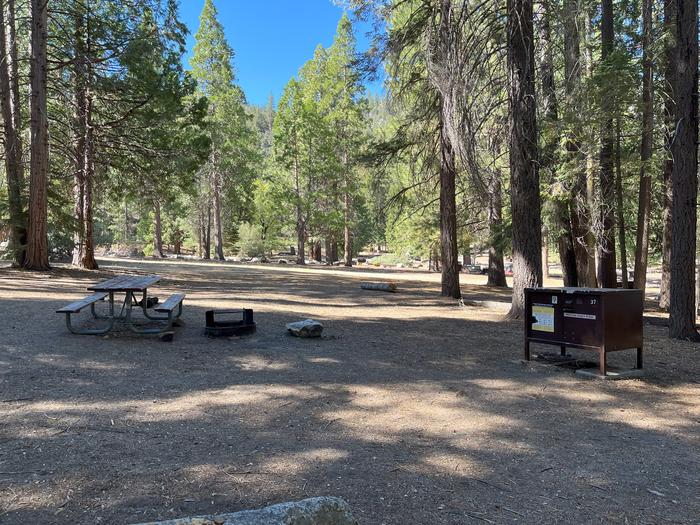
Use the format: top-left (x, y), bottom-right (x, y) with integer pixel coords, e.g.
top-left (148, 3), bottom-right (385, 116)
top-left (596, 0), bottom-right (617, 288)
top-left (274, 78), bottom-right (310, 264)
top-left (25, 0), bottom-right (50, 271)
top-left (669, 0), bottom-right (699, 339)
top-left (190, 0), bottom-right (234, 260)
top-left (507, 0), bottom-right (542, 317)
top-left (324, 13), bottom-right (367, 267)
top-left (191, 0), bottom-right (241, 261)
top-left (0, 0), bottom-right (25, 267)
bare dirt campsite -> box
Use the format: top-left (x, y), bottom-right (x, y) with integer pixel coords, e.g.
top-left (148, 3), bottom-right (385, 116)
top-left (1, 258), bottom-right (698, 524)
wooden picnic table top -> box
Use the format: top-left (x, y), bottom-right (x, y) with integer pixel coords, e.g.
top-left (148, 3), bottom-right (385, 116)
top-left (88, 274), bottom-right (161, 292)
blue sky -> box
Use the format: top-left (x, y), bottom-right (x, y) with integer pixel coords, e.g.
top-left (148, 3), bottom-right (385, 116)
top-left (179, 0), bottom-right (383, 107)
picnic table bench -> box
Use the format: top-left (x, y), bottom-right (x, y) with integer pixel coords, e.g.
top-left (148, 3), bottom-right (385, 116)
top-left (57, 274), bottom-right (185, 340)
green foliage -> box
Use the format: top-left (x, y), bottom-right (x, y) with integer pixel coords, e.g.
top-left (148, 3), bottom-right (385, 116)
top-left (237, 223), bottom-right (267, 257)
top-left (190, 0), bottom-right (260, 256)
top-left (270, 14), bottom-right (369, 259)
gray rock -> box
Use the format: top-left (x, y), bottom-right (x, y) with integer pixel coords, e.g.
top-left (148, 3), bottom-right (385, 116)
top-left (286, 319), bottom-right (324, 338)
top-left (132, 496), bottom-right (357, 525)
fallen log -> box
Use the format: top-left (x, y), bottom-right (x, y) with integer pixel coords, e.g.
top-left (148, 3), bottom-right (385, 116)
top-left (360, 282), bottom-right (397, 293)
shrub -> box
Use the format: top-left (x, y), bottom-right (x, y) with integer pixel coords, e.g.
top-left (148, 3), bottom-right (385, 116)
top-left (237, 223), bottom-right (267, 258)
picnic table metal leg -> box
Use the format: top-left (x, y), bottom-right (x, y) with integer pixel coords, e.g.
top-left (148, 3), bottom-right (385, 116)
top-left (64, 311), bottom-right (115, 335)
top-left (138, 289), bottom-right (173, 321)
top-left (137, 289), bottom-right (184, 322)
top-left (112, 292), bottom-right (130, 320)
top-left (90, 299), bottom-right (109, 320)
top-left (64, 291), bottom-right (117, 335)
top-left (125, 291), bottom-right (173, 335)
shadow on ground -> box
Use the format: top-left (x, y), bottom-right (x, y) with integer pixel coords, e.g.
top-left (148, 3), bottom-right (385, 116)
top-left (0, 258), bottom-right (698, 524)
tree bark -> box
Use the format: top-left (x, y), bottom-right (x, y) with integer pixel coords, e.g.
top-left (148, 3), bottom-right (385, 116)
top-left (325, 238), bottom-right (337, 263)
top-left (81, 81), bottom-right (98, 270)
top-left (562, 0), bottom-right (593, 287)
top-left (153, 199), bottom-right (164, 258)
top-left (660, 0), bottom-right (676, 310)
top-left (197, 207), bottom-right (204, 257)
top-left (668, 0), bottom-right (699, 339)
top-left (538, 0), bottom-right (574, 286)
top-left (70, 8), bottom-right (97, 270)
top-left (614, 118), bottom-right (628, 288)
top-left (203, 205), bottom-right (211, 260)
top-left (507, 0), bottom-right (542, 318)
top-left (71, 73), bottom-right (86, 267)
top-left (343, 191), bottom-right (352, 266)
top-left (25, 0), bottom-right (50, 271)
top-left (439, 115), bottom-right (461, 299)
top-left (633, 0), bottom-right (654, 291)
top-left (0, 0), bottom-right (26, 266)
top-left (331, 240), bottom-right (338, 262)
top-left (597, 0), bottom-right (617, 288)
top-left (212, 169), bottom-right (225, 261)
top-left (294, 158), bottom-right (305, 265)
top-left (556, 203), bottom-right (578, 286)
top-left (542, 229), bottom-right (550, 280)
top-left (123, 200), bottom-right (128, 243)
top-left (486, 169), bottom-right (507, 287)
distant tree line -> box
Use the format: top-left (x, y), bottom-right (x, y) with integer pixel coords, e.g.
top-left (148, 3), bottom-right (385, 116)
top-left (2, 0), bottom-right (699, 340)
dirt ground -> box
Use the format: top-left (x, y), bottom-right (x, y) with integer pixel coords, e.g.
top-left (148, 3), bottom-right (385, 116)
top-left (0, 258), bottom-right (698, 524)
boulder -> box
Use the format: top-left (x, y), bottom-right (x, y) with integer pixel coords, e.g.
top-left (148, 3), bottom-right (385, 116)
top-left (286, 319), bottom-right (324, 338)
top-left (132, 496), bottom-right (357, 525)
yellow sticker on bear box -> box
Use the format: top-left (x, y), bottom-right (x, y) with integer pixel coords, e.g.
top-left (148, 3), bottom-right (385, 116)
top-left (532, 305), bottom-right (555, 332)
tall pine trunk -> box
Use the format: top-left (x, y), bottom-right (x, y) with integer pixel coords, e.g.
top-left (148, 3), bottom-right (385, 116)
top-left (539, 0), bottom-right (575, 286)
top-left (486, 169), bottom-right (507, 287)
top-left (439, 115), bottom-right (461, 299)
top-left (212, 169), bottom-right (225, 261)
top-left (25, 0), bottom-right (50, 271)
top-left (71, 8), bottom-right (97, 270)
top-left (153, 199), bottom-right (164, 258)
top-left (0, 0), bottom-right (25, 266)
top-left (82, 82), bottom-right (97, 270)
top-left (342, 149), bottom-right (352, 267)
top-left (614, 118), bottom-right (628, 288)
top-left (668, 0), bottom-right (699, 339)
top-left (71, 66), bottom-right (86, 267)
top-left (507, 0), bottom-right (542, 318)
top-left (660, 0), bottom-right (676, 309)
top-left (343, 191), bottom-right (352, 266)
top-left (563, 0), bottom-right (594, 286)
top-left (574, 5), bottom-right (599, 287)
top-left (633, 0), bottom-right (654, 291)
top-left (597, 0), bottom-right (617, 288)
top-left (294, 159), bottom-right (305, 265)
top-left (203, 205), bottom-right (211, 260)
top-left (197, 207), bottom-right (204, 257)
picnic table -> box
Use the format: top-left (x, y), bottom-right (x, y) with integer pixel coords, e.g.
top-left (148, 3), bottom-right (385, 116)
top-left (57, 274), bottom-right (185, 340)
